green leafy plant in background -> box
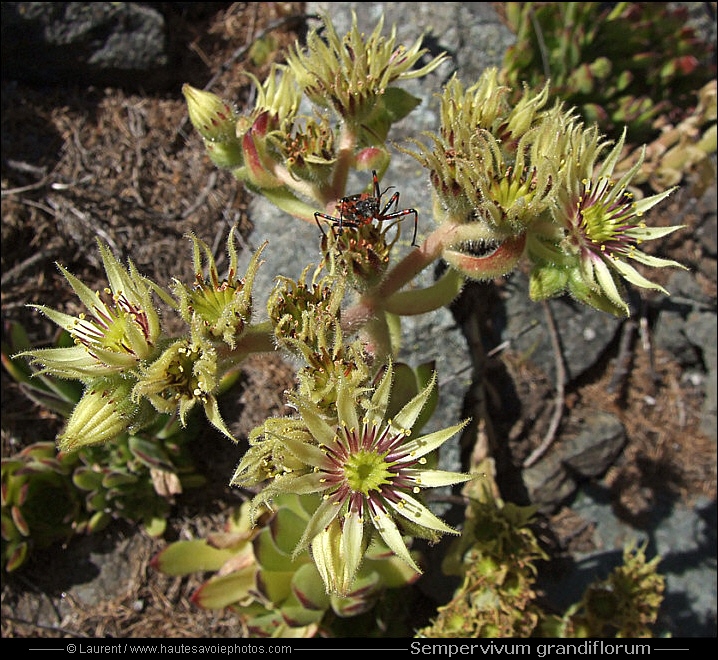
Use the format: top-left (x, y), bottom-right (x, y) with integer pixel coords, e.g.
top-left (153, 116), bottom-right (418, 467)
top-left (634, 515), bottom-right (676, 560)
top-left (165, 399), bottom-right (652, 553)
top-left (1, 440), bottom-right (83, 572)
top-left (547, 541), bottom-right (665, 638)
top-left (152, 493), bottom-right (420, 637)
top-left (500, 2), bottom-right (716, 145)
top-left (499, 2), bottom-right (717, 193)
top-left (6, 7), bottom-right (702, 635)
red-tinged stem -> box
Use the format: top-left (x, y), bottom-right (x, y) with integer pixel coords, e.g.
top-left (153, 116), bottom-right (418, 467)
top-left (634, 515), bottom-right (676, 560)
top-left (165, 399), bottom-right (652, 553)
top-left (341, 223), bottom-right (460, 334)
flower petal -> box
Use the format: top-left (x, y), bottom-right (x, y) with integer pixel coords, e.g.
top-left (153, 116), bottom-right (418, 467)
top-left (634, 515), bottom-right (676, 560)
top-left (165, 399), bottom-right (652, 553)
top-left (277, 472), bottom-right (331, 496)
top-left (293, 496), bottom-right (343, 560)
top-left (17, 345), bottom-right (130, 378)
top-left (632, 187), bottom-right (676, 215)
top-left (628, 224), bottom-right (685, 241)
top-left (385, 491), bottom-right (459, 537)
top-left (626, 250), bottom-right (688, 270)
top-left (369, 508), bottom-right (420, 573)
top-left (336, 381), bottom-right (360, 431)
top-left (29, 305), bottom-right (87, 336)
top-left (293, 398), bottom-right (335, 446)
top-left (596, 129), bottom-right (627, 180)
top-left (341, 510), bottom-right (365, 572)
top-left (391, 372), bottom-right (436, 432)
top-left (281, 434), bottom-right (330, 467)
top-left (404, 468), bottom-right (474, 489)
top-left (368, 362), bottom-right (394, 421)
top-left (400, 420), bottom-right (469, 461)
top-left (203, 395), bottom-right (237, 442)
top-left (608, 257), bottom-right (669, 293)
top-left (311, 513), bottom-right (366, 595)
top-left (55, 266), bottom-right (107, 317)
top-left (99, 242), bottom-right (136, 300)
top-left (588, 257), bottom-right (630, 315)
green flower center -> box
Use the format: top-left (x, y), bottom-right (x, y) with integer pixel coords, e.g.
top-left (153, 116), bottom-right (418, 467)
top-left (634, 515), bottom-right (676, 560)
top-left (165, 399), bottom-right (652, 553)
top-left (168, 344), bottom-right (206, 398)
top-left (343, 448), bottom-right (393, 495)
top-left (573, 177), bottom-right (638, 253)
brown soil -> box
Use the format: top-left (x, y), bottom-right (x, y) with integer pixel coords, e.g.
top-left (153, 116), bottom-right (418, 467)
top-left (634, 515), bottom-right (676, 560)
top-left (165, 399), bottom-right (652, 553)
top-left (1, 2), bottom-right (715, 639)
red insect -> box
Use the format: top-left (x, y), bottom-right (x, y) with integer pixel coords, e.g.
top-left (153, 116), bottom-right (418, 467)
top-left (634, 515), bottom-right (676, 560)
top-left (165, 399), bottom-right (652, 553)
top-left (314, 170), bottom-right (419, 247)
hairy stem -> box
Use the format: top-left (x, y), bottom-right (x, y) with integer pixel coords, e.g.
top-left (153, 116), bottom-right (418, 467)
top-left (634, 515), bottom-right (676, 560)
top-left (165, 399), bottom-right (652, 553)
top-left (219, 322), bottom-right (276, 368)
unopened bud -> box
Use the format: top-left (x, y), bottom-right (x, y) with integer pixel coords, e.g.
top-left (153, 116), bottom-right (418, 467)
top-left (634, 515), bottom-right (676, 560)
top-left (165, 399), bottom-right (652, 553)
top-left (59, 378), bottom-right (136, 452)
top-left (355, 147), bottom-right (390, 173)
top-left (241, 123), bottom-right (283, 189)
top-left (183, 84), bottom-right (238, 142)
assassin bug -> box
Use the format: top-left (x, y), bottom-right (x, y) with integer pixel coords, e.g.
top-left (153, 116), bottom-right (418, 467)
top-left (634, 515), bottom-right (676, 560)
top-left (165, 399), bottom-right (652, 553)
top-left (314, 170), bottom-right (419, 247)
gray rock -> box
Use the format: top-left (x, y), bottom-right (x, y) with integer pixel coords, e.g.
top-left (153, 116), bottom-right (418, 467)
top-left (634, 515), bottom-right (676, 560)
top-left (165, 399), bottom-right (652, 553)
top-left (522, 410), bottom-right (626, 512)
top-left (10, 528), bottom-right (148, 629)
top-left (522, 455), bottom-right (576, 513)
top-left (502, 271), bottom-right (624, 384)
top-left (655, 270), bottom-right (718, 438)
top-left (685, 311), bottom-right (718, 439)
top-left (563, 410), bottom-right (627, 479)
top-left (1, 2), bottom-right (169, 89)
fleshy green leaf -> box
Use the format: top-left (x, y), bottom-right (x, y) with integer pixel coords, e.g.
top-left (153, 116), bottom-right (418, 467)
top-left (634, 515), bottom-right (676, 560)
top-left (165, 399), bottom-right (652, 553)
top-left (290, 562), bottom-right (331, 610)
top-left (257, 569), bottom-right (295, 605)
top-left (256, 525), bottom-right (308, 571)
top-left (152, 539), bottom-right (243, 576)
top-left (192, 569), bottom-right (256, 610)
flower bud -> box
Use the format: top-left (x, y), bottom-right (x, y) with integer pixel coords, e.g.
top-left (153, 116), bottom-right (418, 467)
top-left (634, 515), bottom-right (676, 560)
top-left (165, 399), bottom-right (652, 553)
top-left (183, 84), bottom-right (238, 143)
top-left (183, 84), bottom-right (245, 170)
top-left (285, 11), bottom-right (447, 124)
top-left (355, 147), bottom-right (390, 173)
top-left (528, 262), bottom-right (570, 301)
top-left (59, 377), bottom-right (137, 452)
top-left (240, 115), bottom-right (284, 189)
top-left (322, 223), bottom-right (394, 293)
top-left (174, 232), bottom-right (266, 349)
